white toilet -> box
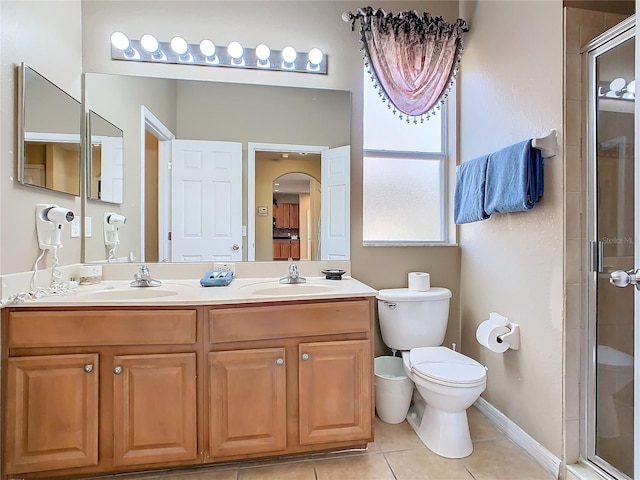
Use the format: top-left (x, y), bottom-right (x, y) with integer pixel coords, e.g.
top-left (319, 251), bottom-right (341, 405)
top-left (596, 345), bottom-right (634, 439)
top-left (377, 287), bottom-right (487, 459)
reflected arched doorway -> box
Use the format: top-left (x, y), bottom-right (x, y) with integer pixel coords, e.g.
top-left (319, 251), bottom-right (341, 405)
top-left (272, 172), bottom-right (321, 261)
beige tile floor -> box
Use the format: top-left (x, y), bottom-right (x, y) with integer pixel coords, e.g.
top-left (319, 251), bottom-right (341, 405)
top-left (95, 407), bottom-right (555, 480)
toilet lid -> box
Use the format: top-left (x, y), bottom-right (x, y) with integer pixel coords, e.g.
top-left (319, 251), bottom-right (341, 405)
top-left (410, 347), bottom-right (486, 385)
top-left (598, 345), bottom-right (633, 367)
top-left (377, 287), bottom-right (451, 302)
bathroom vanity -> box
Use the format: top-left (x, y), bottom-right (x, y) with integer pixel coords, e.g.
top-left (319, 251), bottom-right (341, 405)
top-left (1, 277), bottom-right (376, 479)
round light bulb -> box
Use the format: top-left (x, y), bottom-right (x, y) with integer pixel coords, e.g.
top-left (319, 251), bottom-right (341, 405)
top-left (140, 34), bottom-right (159, 53)
top-left (170, 36), bottom-right (188, 55)
top-left (227, 41), bottom-right (244, 60)
top-left (282, 46), bottom-right (297, 64)
top-left (110, 31), bottom-right (130, 51)
top-left (255, 44), bottom-right (271, 61)
top-left (308, 48), bottom-right (323, 65)
top-left (200, 39), bottom-right (216, 57)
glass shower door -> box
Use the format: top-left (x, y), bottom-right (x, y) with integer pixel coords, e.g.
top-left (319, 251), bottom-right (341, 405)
top-left (586, 22), bottom-right (635, 480)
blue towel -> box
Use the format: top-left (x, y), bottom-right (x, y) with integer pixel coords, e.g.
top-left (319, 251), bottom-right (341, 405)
top-left (454, 155), bottom-right (490, 224)
top-left (484, 139), bottom-right (544, 214)
top-left (200, 270), bottom-right (233, 287)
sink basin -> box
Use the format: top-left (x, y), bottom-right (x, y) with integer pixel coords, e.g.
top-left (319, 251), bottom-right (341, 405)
top-left (84, 289), bottom-right (179, 300)
top-left (243, 283), bottom-right (339, 296)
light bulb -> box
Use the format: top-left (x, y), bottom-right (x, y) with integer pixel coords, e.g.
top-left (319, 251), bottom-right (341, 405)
top-left (227, 41), bottom-right (244, 60)
top-left (308, 48), bottom-right (323, 65)
top-left (256, 44), bottom-right (271, 61)
top-left (282, 46), bottom-right (297, 64)
top-left (140, 34), bottom-right (159, 53)
top-left (170, 36), bottom-right (188, 55)
top-left (110, 31), bottom-right (130, 51)
top-left (200, 39), bottom-right (216, 57)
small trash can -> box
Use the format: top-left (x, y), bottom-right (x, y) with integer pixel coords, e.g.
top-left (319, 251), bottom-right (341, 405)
top-left (374, 356), bottom-right (414, 424)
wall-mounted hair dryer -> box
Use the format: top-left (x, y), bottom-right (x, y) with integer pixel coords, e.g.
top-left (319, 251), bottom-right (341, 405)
top-left (104, 212), bottom-right (126, 246)
top-left (35, 204), bottom-right (75, 249)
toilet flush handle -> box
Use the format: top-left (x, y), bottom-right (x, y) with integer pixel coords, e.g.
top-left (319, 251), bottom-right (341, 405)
top-left (384, 301), bottom-right (396, 309)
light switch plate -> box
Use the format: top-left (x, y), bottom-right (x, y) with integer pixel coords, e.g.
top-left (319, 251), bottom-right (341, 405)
top-left (85, 217), bottom-right (92, 237)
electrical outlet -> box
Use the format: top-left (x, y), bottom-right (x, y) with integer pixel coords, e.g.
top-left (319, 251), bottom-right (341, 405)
top-left (70, 217), bottom-right (81, 238)
top-left (213, 262), bottom-right (235, 275)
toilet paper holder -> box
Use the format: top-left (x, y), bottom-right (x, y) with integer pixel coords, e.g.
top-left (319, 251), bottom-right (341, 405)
top-left (497, 322), bottom-right (520, 350)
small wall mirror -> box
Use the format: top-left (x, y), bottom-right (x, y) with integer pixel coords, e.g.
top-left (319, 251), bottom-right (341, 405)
top-left (18, 63), bottom-right (81, 196)
top-left (87, 110), bottom-right (124, 204)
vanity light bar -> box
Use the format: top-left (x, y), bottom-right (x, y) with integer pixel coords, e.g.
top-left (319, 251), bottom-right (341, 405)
top-left (110, 34), bottom-right (327, 75)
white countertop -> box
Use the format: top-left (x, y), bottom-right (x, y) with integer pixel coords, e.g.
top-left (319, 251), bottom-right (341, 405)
top-left (6, 276), bottom-right (378, 307)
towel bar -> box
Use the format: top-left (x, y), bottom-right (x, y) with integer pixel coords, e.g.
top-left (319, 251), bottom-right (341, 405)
top-left (532, 129), bottom-right (557, 158)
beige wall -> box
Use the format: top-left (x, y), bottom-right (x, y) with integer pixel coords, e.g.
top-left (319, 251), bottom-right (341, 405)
top-left (1, 1), bottom-right (83, 274)
top-left (79, 1), bottom-right (463, 344)
top-left (458, 0), bottom-right (564, 457)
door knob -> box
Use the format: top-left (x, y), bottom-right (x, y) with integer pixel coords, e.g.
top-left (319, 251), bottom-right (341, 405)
top-left (232, 244), bottom-right (240, 251)
top-left (610, 269), bottom-right (640, 290)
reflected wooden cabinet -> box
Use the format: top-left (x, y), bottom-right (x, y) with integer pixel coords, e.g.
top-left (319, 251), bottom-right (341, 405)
top-left (274, 203), bottom-right (299, 229)
top-left (273, 239), bottom-right (300, 260)
top-left (5, 353), bottom-right (99, 474)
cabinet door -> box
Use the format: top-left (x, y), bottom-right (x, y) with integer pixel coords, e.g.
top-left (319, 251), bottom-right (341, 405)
top-left (209, 348), bottom-right (287, 458)
top-left (298, 340), bottom-right (372, 445)
top-left (290, 240), bottom-right (300, 260)
top-left (275, 204), bottom-right (290, 228)
top-left (113, 353), bottom-right (197, 466)
top-left (289, 203), bottom-right (299, 228)
top-left (5, 354), bottom-right (99, 474)
top-left (273, 240), bottom-right (281, 260)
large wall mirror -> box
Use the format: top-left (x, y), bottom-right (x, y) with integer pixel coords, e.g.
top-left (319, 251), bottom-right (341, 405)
top-left (87, 110), bottom-right (124, 204)
top-left (18, 63), bottom-right (81, 196)
top-left (83, 73), bottom-right (350, 264)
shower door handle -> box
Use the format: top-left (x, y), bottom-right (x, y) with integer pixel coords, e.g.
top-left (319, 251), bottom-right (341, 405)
top-left (609, 269), bottom-right (640, 290)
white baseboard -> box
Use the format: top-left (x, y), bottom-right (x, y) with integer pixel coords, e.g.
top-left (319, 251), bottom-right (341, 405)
top-left (474, 397), bottom-right (562, 479)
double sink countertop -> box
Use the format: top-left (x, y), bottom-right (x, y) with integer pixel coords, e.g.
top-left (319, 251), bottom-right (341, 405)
top-left (2, 261), bottom-right (378, 307)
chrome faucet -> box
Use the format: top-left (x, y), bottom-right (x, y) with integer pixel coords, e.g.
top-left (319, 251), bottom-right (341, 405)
top-left (130, 264), bottom-right (162, 287)
top-left (279, 261), bottom-right (306, 284)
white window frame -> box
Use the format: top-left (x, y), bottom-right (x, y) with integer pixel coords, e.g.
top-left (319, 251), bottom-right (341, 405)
top-left (362, 102), bottom-right (452, 246)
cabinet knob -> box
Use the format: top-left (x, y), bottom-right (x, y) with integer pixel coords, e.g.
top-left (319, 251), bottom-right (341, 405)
top-left (84, 364), bottom-right (94, 373)
top-left (301, 353), bottom-right (309, 361)
top-left (113, 366), bottom-right (123, 375)
top-left (276, 358), bottom-right (284, 366)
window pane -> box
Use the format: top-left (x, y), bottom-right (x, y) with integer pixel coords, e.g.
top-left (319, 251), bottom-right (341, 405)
top-left (363, 72), bottom-right (443, 153)
top-left (363, 156), bottom-right (442, 242)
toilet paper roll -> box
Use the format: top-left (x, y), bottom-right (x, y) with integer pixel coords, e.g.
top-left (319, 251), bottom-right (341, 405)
top-left (408, 272), bottom-right (430, 291)
top-left (476, 319), bottom-right (510, 353)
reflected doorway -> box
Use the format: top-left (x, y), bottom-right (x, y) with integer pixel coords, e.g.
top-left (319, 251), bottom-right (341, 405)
top-left (272, 172), bottom-right (321, 261)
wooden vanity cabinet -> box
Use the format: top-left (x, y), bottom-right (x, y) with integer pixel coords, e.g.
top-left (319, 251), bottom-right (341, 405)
top-left (206, 298), bottom-right (374, 462)
top-left (2, 308), bottom-right (200, 479)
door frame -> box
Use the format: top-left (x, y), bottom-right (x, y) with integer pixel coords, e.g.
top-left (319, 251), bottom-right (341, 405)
top-left (247, 142), bottom-right (328, 261)
top-left (140, 106), bottom-right (174, 262)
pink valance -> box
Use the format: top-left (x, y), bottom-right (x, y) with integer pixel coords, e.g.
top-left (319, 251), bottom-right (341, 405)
top-left (344, 7), bottom-right (469, 122)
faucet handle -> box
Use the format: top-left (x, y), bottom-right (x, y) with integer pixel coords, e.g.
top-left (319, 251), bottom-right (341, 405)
top-left (137, 264), bottom-right (149, 276)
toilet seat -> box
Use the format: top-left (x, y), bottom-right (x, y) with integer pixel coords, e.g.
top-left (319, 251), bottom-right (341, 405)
top-left (409, 347), bottom-right (486, 387)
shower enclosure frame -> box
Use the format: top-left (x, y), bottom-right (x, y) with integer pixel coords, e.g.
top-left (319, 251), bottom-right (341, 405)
top-left (583, 15), bottom-right (636, 480)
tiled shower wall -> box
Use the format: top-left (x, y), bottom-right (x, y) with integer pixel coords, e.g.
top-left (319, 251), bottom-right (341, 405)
top-left (563, 7), bottom-right (629, 467)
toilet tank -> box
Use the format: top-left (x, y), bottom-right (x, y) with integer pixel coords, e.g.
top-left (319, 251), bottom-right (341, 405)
top-left (377, 288), bottom-right (452, 351)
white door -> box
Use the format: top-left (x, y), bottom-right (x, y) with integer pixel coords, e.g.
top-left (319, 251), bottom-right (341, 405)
top-left (171, 140), bottom-right (242, 262)
top-left (101, 136), bottom-right (124, 203)
top-left (320, 145), bottom-right (350, 260)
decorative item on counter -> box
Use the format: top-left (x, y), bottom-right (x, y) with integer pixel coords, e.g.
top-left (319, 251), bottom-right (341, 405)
top-left (322, 269), bottom-right (346, 280)
top-left (408, 272), bottom-right (430, 291)
top-left (200, 270), bottom-right (233, 287)
top-left (79, 265), bottom-right (103, 285)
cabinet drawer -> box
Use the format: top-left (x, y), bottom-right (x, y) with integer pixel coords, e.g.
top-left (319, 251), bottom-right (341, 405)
top-left (8, 310), bottom-right (197, 348)
top-left (209, 300), bottom-right (371, 343)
